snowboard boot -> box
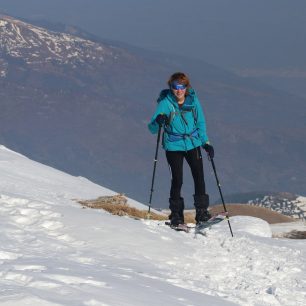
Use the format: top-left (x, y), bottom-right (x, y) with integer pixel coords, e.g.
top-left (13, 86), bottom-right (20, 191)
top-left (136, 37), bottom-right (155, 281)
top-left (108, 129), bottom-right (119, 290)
top-left (169, 197), bottom-right (185, 226)
top-left (194, 194), bottom-right (211, 224)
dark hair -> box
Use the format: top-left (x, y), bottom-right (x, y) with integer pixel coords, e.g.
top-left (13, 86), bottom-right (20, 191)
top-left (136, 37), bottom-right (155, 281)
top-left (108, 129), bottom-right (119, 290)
top-left (167, 72), bottom-right (191, 95)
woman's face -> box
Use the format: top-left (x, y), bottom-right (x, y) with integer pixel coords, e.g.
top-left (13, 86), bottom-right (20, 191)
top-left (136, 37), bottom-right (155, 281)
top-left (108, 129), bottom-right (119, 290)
top-left (171, 83), bottom-right (187, 102)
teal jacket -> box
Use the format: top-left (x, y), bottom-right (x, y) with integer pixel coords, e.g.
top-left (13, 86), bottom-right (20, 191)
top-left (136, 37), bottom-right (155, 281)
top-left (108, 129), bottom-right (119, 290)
top-left (148, 89), bottom-right (209, 151)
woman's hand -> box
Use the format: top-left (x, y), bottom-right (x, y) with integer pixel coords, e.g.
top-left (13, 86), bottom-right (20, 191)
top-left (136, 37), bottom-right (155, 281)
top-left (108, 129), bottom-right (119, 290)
top-left (203, 143), bottom-right (214, 159)
top-left (155, 114), bottom-right (169, 126)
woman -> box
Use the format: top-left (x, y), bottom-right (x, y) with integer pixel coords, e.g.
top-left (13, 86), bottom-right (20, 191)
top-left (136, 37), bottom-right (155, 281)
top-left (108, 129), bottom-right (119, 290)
top-left (148, 72), bottom-right (214, 227)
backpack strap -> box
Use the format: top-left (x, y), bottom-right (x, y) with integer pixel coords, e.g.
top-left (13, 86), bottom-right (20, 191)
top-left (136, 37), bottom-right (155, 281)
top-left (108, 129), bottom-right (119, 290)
top-left (192, 107), bottom-right (198, 126)
top-left (165, 128), bottom-right (199, 142)
top-left (157, 89), bottom-right (198, 126)
top-left (167, 106), bottom-right (198, 126)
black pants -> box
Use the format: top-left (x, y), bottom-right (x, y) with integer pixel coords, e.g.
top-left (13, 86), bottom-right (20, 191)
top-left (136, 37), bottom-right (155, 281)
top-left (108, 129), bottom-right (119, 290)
top-left (166, 147), bottom-right (206, 199)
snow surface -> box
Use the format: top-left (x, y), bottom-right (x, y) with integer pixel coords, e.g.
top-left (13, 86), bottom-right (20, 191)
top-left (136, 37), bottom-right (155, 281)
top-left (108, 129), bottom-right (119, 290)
top-left (0, 144), bottom-right (306, 306)
top-left (271, 221), bottom-right (306, 235)
top-left (296, 196), bottom-right (306, 212)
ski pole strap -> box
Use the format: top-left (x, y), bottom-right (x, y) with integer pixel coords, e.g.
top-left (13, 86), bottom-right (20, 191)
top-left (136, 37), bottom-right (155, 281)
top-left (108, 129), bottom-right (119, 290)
top-left (165, 128), bottom-right (199, 142)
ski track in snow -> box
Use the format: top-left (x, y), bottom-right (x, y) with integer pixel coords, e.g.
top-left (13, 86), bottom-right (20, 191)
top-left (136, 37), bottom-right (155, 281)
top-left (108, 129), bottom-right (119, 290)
top-left (0, 192), bottom-right (223, 306)
top-left (0, 194), bottom-right (92, 305)
top-left (0, 190), bottom-right (306, 305)
top-left (143, 219), bottom-right (306, 306)
top-left (0, 190), bottom-right (306, 306)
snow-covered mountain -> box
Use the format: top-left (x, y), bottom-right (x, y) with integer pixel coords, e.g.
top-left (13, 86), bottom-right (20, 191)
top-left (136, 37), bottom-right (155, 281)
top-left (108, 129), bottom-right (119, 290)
top-left (248, 192), bottom-right (306, 221)
top-left (0, 144), bottom-right (306, 305)
top-left (0, 14), bottom-right (118, 74)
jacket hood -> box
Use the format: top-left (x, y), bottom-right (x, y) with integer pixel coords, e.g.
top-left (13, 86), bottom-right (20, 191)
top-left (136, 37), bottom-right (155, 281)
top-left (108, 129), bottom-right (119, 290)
top-left (157, 88), bottom-right (196, 110)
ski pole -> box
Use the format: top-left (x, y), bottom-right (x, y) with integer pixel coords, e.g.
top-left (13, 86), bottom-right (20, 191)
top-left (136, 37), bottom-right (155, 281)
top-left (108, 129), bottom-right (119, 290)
top-left (210, 158), bottom-right (234, 237)
top-left (147, 124), bottom-right (162, 217)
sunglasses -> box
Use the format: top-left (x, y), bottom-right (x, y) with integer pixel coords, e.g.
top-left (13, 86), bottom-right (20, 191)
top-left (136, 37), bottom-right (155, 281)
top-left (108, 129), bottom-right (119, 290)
top-left (171, 83), bottom-right (187, 90)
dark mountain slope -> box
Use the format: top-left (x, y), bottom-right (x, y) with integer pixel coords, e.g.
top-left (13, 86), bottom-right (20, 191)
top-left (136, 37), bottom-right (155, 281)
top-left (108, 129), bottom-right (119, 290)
top-left (0, 15), bottom-right (305, 206)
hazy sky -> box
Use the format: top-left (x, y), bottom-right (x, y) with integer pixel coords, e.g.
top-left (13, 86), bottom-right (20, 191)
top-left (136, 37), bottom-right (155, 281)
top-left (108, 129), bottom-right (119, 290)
top-left (1, 0), bottom-right (306, 69)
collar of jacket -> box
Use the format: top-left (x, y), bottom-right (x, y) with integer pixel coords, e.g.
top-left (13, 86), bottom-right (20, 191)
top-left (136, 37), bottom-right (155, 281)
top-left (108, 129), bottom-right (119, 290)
top-left (157, 88), bottom-right (196, 111)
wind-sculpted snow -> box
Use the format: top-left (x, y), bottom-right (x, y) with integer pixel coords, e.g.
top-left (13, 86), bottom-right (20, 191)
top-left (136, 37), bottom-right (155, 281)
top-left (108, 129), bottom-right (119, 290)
top-left (0, 15), bottom-right (115, 67)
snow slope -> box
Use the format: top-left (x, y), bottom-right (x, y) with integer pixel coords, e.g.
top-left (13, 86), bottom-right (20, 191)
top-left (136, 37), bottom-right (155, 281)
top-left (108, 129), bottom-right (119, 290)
top-left (0, 145), bottom-right (305, 306)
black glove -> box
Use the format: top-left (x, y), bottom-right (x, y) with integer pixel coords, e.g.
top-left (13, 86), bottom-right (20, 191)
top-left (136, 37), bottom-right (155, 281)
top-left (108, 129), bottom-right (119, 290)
top-left (203, 143), bottom-right (214, 159)
top-left (155, 114), bottom-right (169, 126)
